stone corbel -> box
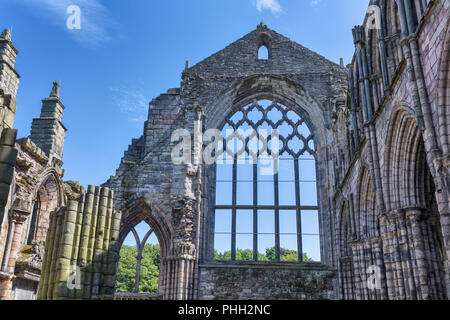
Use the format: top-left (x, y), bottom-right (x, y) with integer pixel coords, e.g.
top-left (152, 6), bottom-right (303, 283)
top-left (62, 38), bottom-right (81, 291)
top-left (404, 207), bottom-right (425, 221)
top-left (172, 241), bottom-right (196, 260)
top-left (9, 207), bottom-right (31, 224)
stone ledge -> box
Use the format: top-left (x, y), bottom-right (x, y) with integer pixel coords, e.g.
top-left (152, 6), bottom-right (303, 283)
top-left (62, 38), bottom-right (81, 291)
top-left (200, 262), bottom-right (335, 271)
top-left (114, 292), bottom-right (162, 300)
top-left (16, 137), bottom-right (48, 165)
top-left (0, 271), bottom-right (15, 280)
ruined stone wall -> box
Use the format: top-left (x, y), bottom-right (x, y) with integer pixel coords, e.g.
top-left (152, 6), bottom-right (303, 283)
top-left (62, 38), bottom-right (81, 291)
top-left (0, 90), bottom-right (17, 137)
top-left (105, 20), bottom-right (347, 299)
top-left (0, 29), bottom-right (70, 299)
top-left (199, 264), bottom-right (335, 300)
top-left (0, 0), bottom-right (444, 301)
top-left (419, 1), bottom-right (449, 114)
top-left (0, 29), bottom-right (19, 100)
top-left (335, 0), bottom-right (450, 300)
top-left (37, 187), bottom-right (121, 300)
top-left (0, 28), bottom-right (21, 300)
top-left (105, 90), bottom-right (182, 210)
top-left (181, 24), bottom-right (346, 109)
top-left (105, 22), bottom-right (349, 300)
top-left (0, 136), bottom-right (67, 300)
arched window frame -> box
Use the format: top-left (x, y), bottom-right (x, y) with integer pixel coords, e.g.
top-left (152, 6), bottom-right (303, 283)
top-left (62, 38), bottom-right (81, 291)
top-left (212, 99), bottom-right (321, 263)
top-left (119, 222), bottom-right (155, 294)
top-left (256, 33), bottom-right (272, 60)
top-left (24, 170), bottom-right (63, 246)
top-left (115, 200), bottom-right (171, 298)
top-left (258, 45), bottom-right (269, 60)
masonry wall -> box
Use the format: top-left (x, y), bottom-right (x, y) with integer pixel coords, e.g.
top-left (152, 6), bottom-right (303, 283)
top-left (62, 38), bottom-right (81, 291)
top-left (334, 0), bottom-right (450, 300)
top-left (0, 31), bottom-right (19, 98)
top-left (105, 24), bottom-right (349, 300)
top-left (105, 90), bottom-right (182, 210)
top-left (0, 0), bottom-right (442, 301)
top-left (199, 264), bottom-right (336, 300)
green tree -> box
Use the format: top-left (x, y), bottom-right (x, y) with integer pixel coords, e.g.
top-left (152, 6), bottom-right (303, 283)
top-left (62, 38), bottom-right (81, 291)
top-left (116, 245), bottom-right (137, 293)
top-left (214, 247), bottom-right (313, 262)
top-left (116, 244), bottom-right (160, 294)
top-left (214, 249), bottom-right (267, 261)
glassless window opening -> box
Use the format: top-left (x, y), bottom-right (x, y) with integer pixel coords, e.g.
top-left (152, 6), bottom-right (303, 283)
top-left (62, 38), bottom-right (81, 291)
top-left (214, 100), bottom-right (321, 262)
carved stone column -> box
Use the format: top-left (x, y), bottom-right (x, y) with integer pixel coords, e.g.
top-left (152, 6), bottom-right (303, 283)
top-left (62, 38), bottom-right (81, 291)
top-left (370, 236), bottom-right (388, 300)
top-left (0, 271), bottom-right (14, 300)
top-left (6, 209), bottom-right (30, 271)
top-left (164, 195), bottom-right (197, 300)
top-left (0, 208), bottom-right (30, 300)
top-left (405, 208), bottom-right (429, 299)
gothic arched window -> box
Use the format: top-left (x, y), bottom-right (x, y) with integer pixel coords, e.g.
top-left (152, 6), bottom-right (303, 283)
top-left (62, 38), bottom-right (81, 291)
top-left (258, 45), bottom-right (269, 60)
top-left (26, 197), bottom-right (40, 245)
top-left (116, 222), bottom-right (160, 294)
top-left (23, 174), bottom-right (60, 245)
top-left (214, 100), bottom-right (320, 263)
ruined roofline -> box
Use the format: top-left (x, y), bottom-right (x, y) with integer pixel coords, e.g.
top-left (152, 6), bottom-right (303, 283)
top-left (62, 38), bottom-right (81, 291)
top-left (183, 24), bottom-right (347, 75)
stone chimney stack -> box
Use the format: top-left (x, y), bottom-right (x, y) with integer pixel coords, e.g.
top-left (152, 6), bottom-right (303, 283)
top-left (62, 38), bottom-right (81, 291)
top-left (0, 28), bottom-right (20, 136)
top-left (30, 81), bottom-right (67, 164)
top-left (0, 28), bottom-right (20, 97)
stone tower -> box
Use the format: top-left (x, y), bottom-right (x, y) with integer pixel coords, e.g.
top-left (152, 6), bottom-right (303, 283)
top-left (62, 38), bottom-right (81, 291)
top-left (30, 82), bottom-right (67, 164)
top-left (0, 28), bottom-right (20, 135)
top-left (0, 28), bottom-right (19, 98)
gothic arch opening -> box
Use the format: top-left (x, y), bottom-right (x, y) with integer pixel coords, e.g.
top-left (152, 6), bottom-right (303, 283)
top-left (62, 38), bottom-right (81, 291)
top-left (358, 167), bottom-right (377, 239)
top-left (256, 33), bottom-right (271, 60)
top-left (383, 108), bottom-right (447, 299)
top-left (116, 221), bottom-right (160, 296)
top-left (202, 76), bottom-right (332, 268)
top-left (114, 199), bottom-right (171, 300)
top-left (384, 108), bottom-right (439, 210)
top-left (24, 171), bottom-right (62, 245)
top-left (212, 99), bottom-right (320, 263)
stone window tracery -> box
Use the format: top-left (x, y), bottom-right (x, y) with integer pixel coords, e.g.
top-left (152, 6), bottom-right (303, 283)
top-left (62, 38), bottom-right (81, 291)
top-left (213, 100), bottom-right (321, 262)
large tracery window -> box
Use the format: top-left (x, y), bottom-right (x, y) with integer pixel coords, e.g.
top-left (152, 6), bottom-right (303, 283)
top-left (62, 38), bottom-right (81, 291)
top-left (213, 100), bottom-right (321, 263)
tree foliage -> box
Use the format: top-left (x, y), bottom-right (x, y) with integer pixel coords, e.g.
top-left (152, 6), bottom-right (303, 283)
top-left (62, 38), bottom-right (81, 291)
top-left (116, 244), bottom-right (160, 293)
top-left (214, 247), bottom-right (313, 262)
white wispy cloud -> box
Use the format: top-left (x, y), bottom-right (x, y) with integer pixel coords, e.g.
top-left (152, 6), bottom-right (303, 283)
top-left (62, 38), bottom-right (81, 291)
top-left (11, 0), bottom-right (116, 46)
top-left (255, 0), bottom-right (283, 14)
top-left (311, 0), bottom-right (322, 5)
top-left (110, 86), bottom-right (149, 124)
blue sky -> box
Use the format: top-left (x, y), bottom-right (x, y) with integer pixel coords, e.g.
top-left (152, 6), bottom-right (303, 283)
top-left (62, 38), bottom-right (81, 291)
top-left (1, 0), bottom-right (369, 187)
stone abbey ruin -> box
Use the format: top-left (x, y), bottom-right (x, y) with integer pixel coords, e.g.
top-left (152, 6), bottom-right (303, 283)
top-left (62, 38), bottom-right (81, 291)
top-left (0, 0), bottom-right (449, 300)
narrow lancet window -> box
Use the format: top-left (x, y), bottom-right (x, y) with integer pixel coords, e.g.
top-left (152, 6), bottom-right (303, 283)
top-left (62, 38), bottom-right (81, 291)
top-left (258, 45), bottom-right (269, 60)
